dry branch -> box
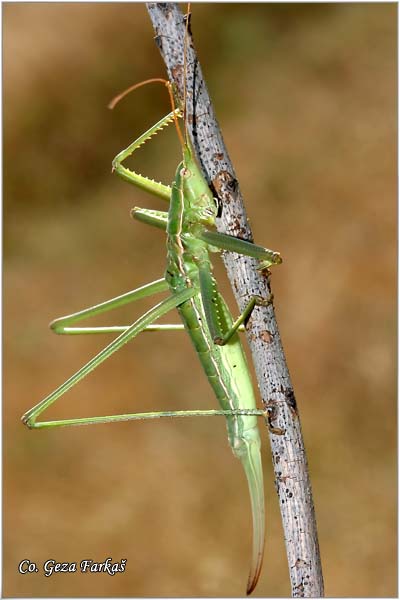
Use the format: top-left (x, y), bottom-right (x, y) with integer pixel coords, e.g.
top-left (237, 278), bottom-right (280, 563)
top-left (146, 3), bottom-right (324, 596)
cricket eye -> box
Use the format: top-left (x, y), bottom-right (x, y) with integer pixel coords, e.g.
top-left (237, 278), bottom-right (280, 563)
top-left (181, 167), bottom-right (190, 178)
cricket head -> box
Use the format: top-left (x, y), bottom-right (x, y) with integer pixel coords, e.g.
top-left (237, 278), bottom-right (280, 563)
top-left (177, 143), bottom-right (218, 229)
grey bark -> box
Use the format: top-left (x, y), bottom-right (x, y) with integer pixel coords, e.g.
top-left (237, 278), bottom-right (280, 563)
top-left (146, 3), bottom-right (324, 597)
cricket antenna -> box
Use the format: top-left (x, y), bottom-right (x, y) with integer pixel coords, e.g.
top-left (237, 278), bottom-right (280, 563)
top-left (182, 3), bottom-right (191, 146)
top-left (108, 77), bottom-right (185, 149)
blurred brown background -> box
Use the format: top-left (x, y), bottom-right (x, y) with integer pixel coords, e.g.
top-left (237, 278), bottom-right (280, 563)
top-left (4, 3), bottom-right (396, 597)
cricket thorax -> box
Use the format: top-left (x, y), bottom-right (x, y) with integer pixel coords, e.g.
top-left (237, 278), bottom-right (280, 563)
top-left (179, 147), bottom-right (218, 227)
top-left (165, 231), bottom-right (208, 291)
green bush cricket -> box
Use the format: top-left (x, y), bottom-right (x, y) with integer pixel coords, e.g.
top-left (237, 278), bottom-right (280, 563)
top-left (22, 10), bottom-right (282, 593)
